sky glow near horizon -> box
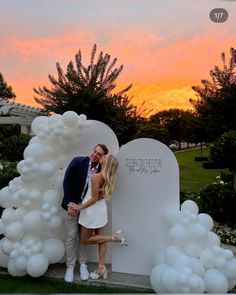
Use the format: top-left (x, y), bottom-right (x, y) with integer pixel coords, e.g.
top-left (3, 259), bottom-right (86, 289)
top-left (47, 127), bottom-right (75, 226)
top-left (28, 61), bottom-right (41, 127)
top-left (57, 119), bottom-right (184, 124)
top-left (0, 0), bottom-right (236, 114)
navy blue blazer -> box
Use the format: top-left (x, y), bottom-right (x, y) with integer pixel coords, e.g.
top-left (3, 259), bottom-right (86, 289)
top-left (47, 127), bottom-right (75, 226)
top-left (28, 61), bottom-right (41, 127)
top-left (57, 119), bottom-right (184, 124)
top-left (61, 156), bottom-right (101, 210)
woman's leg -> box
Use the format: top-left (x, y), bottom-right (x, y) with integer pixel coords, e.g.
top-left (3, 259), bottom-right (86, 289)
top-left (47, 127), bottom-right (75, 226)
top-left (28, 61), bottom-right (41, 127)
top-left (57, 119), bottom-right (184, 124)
top-left (83, 227), bottom-right (122, 244)
top-left (96, 227), bottom-right (107, 269)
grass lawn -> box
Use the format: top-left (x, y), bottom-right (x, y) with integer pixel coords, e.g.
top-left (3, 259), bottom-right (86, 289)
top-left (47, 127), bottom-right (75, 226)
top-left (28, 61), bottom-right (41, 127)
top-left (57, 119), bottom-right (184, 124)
top-left (0, 273), bottom-right (147, 293)
top-left (174, 147), bottom-right (230, 192)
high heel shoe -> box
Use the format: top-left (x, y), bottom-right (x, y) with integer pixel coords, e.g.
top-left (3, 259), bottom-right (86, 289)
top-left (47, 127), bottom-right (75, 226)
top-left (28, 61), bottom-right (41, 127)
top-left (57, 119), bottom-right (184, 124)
top-left (90, 265), bottom-right (107, 280)
top-left (112, 229), bottom-right (128, 246)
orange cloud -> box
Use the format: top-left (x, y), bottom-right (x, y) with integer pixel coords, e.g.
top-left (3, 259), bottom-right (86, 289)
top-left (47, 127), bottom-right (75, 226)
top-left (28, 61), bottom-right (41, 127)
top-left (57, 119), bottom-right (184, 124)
top-left (5, 27), bottom-right (236, 114)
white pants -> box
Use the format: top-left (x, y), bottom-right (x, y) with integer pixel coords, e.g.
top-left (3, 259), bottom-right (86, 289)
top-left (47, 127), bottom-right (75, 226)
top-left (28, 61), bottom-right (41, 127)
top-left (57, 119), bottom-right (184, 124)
top-left (62, 209), bottom-right (87, 267)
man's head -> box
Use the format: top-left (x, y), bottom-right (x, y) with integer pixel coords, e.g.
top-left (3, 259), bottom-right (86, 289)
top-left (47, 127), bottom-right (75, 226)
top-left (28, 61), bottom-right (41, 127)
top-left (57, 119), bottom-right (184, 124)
top-left (90, 144), bottom-right (109, 164)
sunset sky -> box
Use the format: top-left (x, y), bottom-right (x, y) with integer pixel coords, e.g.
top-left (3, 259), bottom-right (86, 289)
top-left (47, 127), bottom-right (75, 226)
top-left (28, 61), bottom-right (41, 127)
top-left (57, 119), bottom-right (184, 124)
top-left (0, 0), bottom-right (236, 115)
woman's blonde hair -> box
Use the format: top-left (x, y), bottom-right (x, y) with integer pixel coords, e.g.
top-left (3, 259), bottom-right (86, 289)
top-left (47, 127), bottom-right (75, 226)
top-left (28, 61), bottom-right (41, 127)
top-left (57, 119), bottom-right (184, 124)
top-left (102, 154), bottom-right (119, 200)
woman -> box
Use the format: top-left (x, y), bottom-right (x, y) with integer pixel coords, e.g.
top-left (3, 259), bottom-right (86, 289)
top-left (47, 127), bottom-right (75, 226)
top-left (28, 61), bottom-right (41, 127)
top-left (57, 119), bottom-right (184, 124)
top-left (68, 154), bottom-right (127, 280)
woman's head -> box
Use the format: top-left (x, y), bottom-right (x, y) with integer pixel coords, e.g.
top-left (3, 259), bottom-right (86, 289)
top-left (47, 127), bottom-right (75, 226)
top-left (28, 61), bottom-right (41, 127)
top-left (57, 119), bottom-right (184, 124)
top-left (101, 154), bottom-right (119, 200)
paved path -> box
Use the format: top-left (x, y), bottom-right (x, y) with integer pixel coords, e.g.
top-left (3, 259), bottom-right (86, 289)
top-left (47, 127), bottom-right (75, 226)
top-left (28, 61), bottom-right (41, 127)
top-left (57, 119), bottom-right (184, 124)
top-left (45, 262), bottom-right (153, 292)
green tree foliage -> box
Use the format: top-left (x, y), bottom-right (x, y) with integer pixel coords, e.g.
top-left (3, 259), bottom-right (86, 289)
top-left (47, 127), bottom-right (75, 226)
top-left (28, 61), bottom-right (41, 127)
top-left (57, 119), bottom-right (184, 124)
top-left (149, 109), bottom-right (195, 148)
top-left (0, 125), bottom-right (31, 162)
top-left (34, 44), bottom-right (145, 144)
top-left (190, 48), bottom-right (236, 141)
top-left (209, 130), bottom-right (236, 189)
top-left (0, 72), bottom-right (16, 99)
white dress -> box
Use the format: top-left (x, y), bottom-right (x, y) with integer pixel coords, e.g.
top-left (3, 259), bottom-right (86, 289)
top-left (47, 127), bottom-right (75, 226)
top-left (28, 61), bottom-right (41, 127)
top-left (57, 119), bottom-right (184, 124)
top-left (78, 180), bottom-right (108, 229)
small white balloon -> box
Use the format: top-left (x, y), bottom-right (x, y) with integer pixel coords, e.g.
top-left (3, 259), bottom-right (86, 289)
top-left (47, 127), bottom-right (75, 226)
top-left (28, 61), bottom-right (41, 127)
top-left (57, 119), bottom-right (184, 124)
top-left (181, 200), bottom-right (199, 215)
top-left (221, 258), bottom-right (236, 280)
top-left (8, 259), bottom-right (27, 277)
top-left (0, 239), bottom-right (9, 267)
top-left (169, 224), bottom-right (190, 246)
top-left (200, 248), bottom-right (216, 268)
top-left (1, 237), bottom-right (14, 255)
top-left (62, 111), bottom-right (79, 127)
top-left (205, 231), bottom-right (221, 247)
top-left (198, 213), bottom-right (214, 231)
top-left (23, 210), bottom-right (44, 234)
top-left (165, 246), bottom-right (184, 265)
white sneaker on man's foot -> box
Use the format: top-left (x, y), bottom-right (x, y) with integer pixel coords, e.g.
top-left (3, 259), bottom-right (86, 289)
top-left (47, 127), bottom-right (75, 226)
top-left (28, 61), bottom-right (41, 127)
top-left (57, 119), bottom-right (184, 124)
top-left (64, 267), bottom-right (74, 282)
top-left (80, 264), bottom-right (89, 281)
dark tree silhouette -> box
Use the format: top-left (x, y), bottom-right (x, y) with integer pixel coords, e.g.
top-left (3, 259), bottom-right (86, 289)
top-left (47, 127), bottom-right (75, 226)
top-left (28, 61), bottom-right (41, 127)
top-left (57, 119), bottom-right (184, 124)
top-left (190, 48), bottom-right (236, 141)
top-left (0, 73), bottom-right (16, 99)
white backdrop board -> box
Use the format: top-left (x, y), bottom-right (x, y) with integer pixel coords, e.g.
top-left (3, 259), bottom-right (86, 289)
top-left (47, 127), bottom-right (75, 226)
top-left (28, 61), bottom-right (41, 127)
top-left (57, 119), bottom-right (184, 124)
top-left (111, 138), bottom-right (179, 275)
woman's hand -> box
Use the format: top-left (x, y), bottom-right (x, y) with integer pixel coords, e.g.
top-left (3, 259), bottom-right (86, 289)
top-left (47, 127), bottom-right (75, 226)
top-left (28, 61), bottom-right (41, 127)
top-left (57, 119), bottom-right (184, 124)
top-left (68, 202), bottom-right (82, 212)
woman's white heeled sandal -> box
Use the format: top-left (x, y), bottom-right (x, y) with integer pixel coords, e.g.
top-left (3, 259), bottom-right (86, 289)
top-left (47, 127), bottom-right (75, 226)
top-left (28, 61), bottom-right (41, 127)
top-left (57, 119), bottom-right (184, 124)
top-left (113, 229), bottom-right (128, 246)
top-left (90, 265), bottom-right (107, 280)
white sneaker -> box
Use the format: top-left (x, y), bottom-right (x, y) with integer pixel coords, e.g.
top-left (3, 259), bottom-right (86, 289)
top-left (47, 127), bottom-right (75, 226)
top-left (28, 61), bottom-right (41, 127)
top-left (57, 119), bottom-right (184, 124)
top-left (64, 267), bottom-right (74, 283)
top-left (80, 263), bottom-right (89, 281)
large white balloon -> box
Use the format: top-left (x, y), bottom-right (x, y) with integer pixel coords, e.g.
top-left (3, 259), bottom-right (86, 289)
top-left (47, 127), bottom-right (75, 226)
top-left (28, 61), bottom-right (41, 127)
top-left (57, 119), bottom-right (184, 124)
top-left (26, 254), bottom-right (49, 277)
top-left (204, 269), bottom-right (228, 293)
top-left (43, 239), bottom-right (65, 263)
top-left (23, 210), bottom-right (44, 234)
top-left (150, 264), bottom-right (170, 293)
top-left (5, 222), bottom-right (25, 242)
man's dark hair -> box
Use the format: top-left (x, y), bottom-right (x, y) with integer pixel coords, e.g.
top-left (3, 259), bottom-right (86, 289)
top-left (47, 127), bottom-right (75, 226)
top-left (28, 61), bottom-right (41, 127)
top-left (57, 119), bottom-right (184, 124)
top-left (96, 144), bottom-right (109, 155)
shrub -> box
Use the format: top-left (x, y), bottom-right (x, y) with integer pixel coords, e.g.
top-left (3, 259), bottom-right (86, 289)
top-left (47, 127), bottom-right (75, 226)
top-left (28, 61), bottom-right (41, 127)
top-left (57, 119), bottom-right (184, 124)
top-left (202, 161), bottom-right (224, 169)
top-left (195, 156), bottom-right (208, 162)
top-left (0, 161), bottom-right (19, 189)
top-left (0, 134), bottom-right (30, 162)
top-left (199, 177), bottom-right (236, 226)
top-left (213, 222), bottom-right (236, 246)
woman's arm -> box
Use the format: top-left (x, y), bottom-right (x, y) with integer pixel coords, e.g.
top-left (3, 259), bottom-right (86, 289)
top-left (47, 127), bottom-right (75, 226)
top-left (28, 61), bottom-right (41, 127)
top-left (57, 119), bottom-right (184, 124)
top-left (69, 173), bottom-right (104, 211)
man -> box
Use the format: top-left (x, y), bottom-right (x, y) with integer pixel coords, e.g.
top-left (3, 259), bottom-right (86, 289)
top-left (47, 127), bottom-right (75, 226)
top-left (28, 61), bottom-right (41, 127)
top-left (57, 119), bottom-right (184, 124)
top-left (61, 144), bottom-right (109, 282)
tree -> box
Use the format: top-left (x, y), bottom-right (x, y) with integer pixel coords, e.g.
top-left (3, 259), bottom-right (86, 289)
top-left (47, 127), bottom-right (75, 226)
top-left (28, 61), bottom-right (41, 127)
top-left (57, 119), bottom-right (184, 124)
top-left (190, 48), bottom-right (236, 141)
top-left (209, 130), bottom-right (236, 189)
top-left (149, 109), bottom-right (194, 148)
top-left (0, 73), bottom-right (16, 99)
top-left (33, 44), bottom-right (144, 144)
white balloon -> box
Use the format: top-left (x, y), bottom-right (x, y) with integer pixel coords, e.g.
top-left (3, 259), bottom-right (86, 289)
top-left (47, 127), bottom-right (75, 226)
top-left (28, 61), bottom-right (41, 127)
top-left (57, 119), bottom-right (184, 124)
top-left (26, 254), bottom-right (49, 277)
top-left (47, 216), bottom-right (62, 229)
top-left (0, 186), bottom-right (14, 208)
top-left (184, 241), bottom-right (202, 257)
top-left (48, 114), bottom-right (62, 126)
top-left (221, 258), bottom-right (236, 280)
top-left (166, 209), bottom-right (182, 225)
top-left (0, 239), bottom-right (9, 267)
top-left (204, 231), bottom-right (221, 247)
top-left (200, 248), bottom-right (216, 268)
top-left (1, 208), bottom-right (15, 224)
top-left (42, 189), bottom-right (61, 206)
top-left (15, 256), bottom-right (27, 271)
top-left (14, 208), bottom-right (27, 221)
top-left (197, 213), bottom-right (214, 231)
top-left (38, 162), bottom-right (56, 177)
top-left (181, 200), bottom-right (199, 215)
top-left (189, 257), bottom-right (205, 277)
top-left (43, 239), bottom-right (65, 263)
top-left (0, 219), bottom-right (5, 234)
top-left (1, 237), bottom-right (13, 255)
top-left (165, 246), bottom-right (184, 265)
top-left (23, 143), bottom-right (48, 161)
top-left (173, 254), bottom-right (191, 271)
top-left (204, 269), bottom-right (229, 293)
top-left (5, 222), bottom-right (25, 242)
top-left (169, 224), bottom-right (190, 246)
top-left (228, 279), bottom-right (236, 291)
top-left (62, 111), bottom-right (79, 127)
top-left (31, 116), bottom-right (49, 135)
top-left (150, 264), bottom-right (170, 293)
top-left (161, 267), bottom-right (179, 292)
top-left (23, 210), bottom-right (44, 234)
top-left (21, 234), bottom-right (42, 246)
top-left (8, 259), bottom-right (27, 277)
top-left (189, 223), bottom-right (208, 242)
